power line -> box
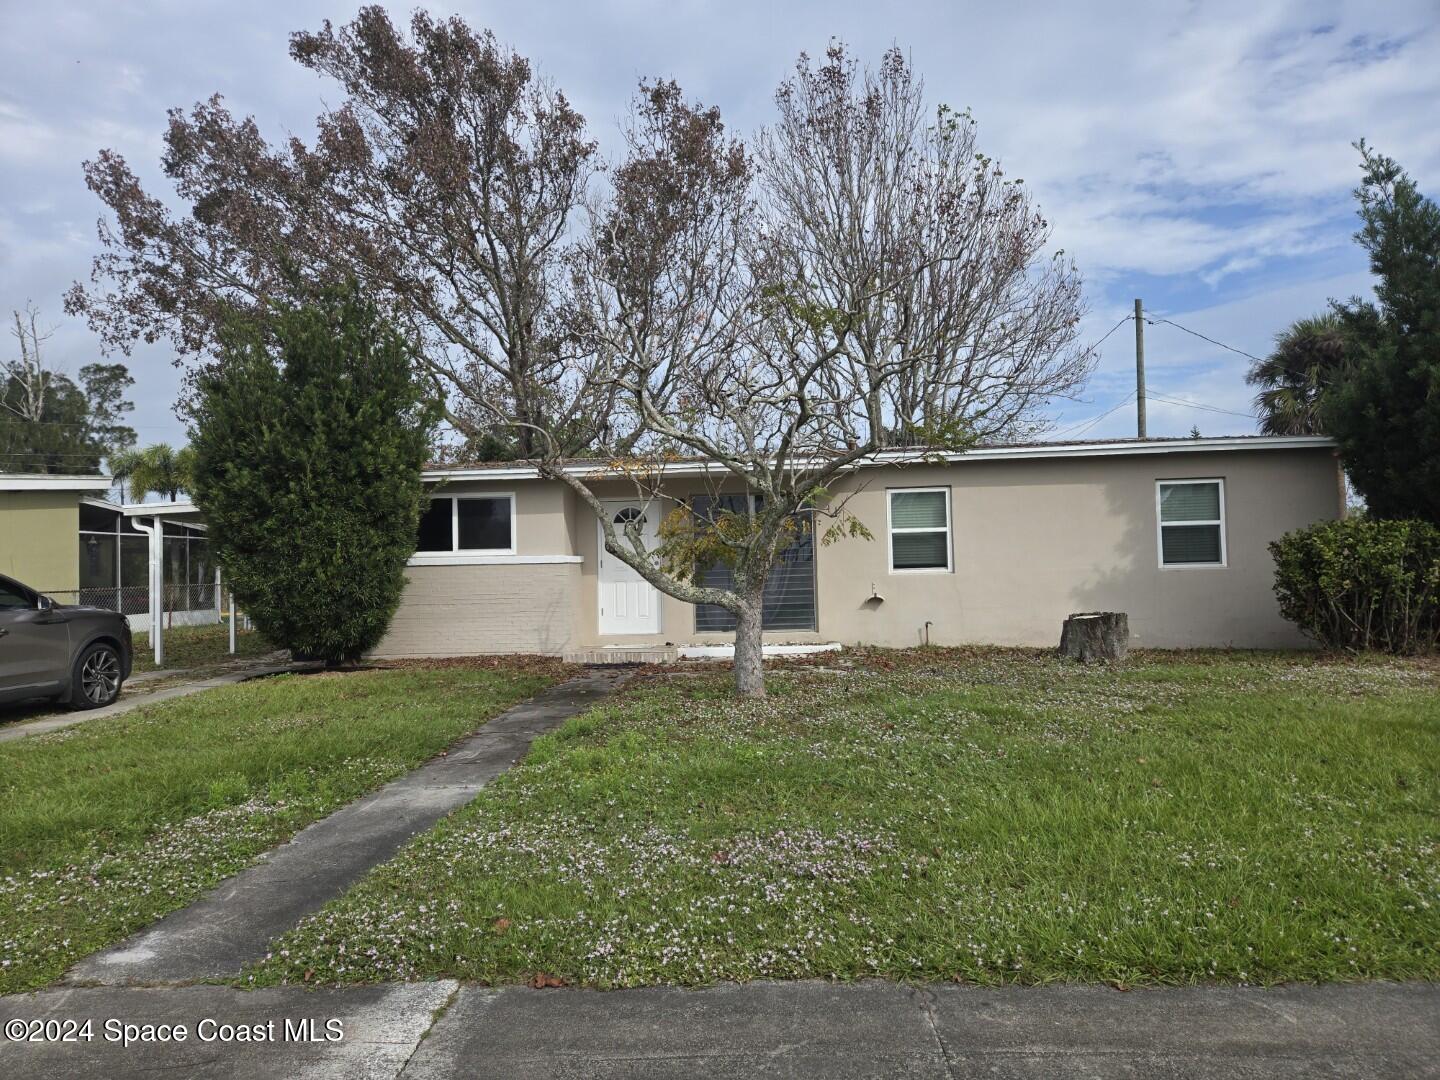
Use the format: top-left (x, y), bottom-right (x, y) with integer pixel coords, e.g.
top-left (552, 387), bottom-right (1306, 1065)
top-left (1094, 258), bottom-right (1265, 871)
top-left (1046, 306), bottom-right (1278, 437)
top-left (1146, 316), bottom-right (1266, 364)
top-left (0, 418), bottom-right (177, 430)
top-left (0, 449), bottom-right (111, 458)
top-left (0, 454), bottom-right (112, 463)
top-left (1128, 310), bottom-right (1272, 425)
top-left (1146, 391), bottom-right (1261, 421)
top-left (1053, 390), bottom-right (1137, 438)
top-left (1050, 386), bottom-right (1261, 439)
top-left (1042, 314), bottom-right (1139, 439)
top-left (4, 312), bottom-right (1271, 451)
top-left (1086, 313), bottom-right (1134, 353)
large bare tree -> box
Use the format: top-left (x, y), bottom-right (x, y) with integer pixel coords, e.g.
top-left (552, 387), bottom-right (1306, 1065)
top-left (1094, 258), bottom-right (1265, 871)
top-left (69, 13), bottom-right (1091, 695)
top-left (69, 7), bottom-right (600, 456)
top-left (558, 47), bottom-right (1089, 693)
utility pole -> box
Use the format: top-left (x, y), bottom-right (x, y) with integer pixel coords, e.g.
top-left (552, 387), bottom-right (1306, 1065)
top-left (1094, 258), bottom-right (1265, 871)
top-left (1134, 298), bottom-right (1147, 439)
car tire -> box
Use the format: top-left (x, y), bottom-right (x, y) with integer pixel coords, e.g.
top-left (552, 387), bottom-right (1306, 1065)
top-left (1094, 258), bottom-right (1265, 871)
top-left (68, 642), bottom-right (125, 710)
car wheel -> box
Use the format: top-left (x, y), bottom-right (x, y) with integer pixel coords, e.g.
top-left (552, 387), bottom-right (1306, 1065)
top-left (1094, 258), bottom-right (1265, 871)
top-left (69, 642), bottom-right (124, 710)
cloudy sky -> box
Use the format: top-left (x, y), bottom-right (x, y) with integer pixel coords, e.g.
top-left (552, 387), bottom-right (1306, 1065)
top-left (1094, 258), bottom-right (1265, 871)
top-left (2, 0), bottom-right (1437, 449)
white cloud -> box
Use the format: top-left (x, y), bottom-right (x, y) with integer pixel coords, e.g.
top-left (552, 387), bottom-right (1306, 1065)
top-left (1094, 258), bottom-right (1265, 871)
top-left (0, 102), bottom-right (62, 165)
top-left (0, 0), bottom-right (1435, 443)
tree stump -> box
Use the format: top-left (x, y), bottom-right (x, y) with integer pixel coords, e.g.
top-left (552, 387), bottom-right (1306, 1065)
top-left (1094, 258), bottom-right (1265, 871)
top-left (1059, 611), bottom-right (1129, 663)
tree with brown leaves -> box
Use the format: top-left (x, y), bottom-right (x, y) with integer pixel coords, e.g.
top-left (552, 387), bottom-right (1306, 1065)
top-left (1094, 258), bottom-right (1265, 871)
top-left (70, 13), bottom-right (1091, 695)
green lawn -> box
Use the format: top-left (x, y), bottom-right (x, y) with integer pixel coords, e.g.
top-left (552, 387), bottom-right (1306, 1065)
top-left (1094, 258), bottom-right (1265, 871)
top-left (246, 648), bottom-right (1439, 989)
top-left (0, 661), bottom-right (563, 993)
top-left (131, 623), bottom-right (276, 673)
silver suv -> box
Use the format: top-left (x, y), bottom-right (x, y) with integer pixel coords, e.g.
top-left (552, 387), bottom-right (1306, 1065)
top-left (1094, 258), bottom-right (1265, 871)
top-left (0, 574), bottom-right (133, 710)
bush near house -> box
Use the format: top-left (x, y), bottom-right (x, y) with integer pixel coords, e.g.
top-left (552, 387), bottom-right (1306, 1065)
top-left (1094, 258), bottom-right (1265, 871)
top-left (1271, 517), bottom-right (1440, 653)
top-left (187, 284), bottom-right (440, 665)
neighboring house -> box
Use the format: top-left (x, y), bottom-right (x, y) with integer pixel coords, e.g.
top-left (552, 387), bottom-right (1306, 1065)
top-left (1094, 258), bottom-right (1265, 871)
top-left (0, 473), bottom-right (113, 591)
top-left (377, 435), bottom-right (1344, 660)
top-left (0, 477), bottom-right (220, 629)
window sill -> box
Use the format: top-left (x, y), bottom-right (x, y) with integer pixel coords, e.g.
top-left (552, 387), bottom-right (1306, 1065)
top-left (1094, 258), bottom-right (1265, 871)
top-left (407, 554), bottom-right (583, 567)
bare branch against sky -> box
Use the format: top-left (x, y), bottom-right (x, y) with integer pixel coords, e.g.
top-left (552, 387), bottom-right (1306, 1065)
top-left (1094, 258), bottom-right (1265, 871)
top-left (1, 1), bottom-right (1436, 443)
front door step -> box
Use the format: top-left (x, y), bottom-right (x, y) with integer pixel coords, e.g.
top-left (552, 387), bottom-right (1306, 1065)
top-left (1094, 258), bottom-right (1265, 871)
top-left (563, 646), bottom-right (678, 665)
top-left (676, 642), bottom-right (842, 660)
top-left (563, 642), bottom-right (842, 665)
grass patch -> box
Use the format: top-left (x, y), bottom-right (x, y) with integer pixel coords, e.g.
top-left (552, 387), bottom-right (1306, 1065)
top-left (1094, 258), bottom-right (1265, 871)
top-left (0, 661), bottom-right (560, 993)
top-left (246, 648), bottom-right (1438, 989)
top-left (131, 623), bottom-right (275, 672)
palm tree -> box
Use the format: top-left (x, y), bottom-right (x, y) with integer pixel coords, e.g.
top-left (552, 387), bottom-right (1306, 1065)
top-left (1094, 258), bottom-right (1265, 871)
top-left (106, 446), bottom-right (143, 503)
top-left (128, 443), bottom-right (196, 502)
top-left (1246, 314), bottom-right (1349, 435)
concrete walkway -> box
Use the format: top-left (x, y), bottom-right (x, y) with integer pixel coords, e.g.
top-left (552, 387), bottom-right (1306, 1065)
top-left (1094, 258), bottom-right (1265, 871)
top-left (3, 980), bottom-right (1436, 1078)
top-left (62, 669), bottom-right (625, 986)
top-left (0, 660), bottom-right (312, 744)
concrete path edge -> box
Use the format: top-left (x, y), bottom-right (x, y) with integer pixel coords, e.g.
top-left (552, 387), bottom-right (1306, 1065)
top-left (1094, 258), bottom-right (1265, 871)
top-left (61, 669), bottom-right (624, 986)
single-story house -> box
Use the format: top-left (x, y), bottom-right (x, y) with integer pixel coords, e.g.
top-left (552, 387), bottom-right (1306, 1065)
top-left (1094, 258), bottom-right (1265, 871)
top-left (0, 473), bottom-right (114, 592)
top-left (375, 435), bottom-right (1344, 661)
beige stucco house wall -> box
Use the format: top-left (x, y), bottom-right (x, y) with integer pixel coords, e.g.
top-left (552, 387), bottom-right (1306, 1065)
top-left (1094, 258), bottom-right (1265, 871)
top-left (0, 477), bottom-right (114, 592)
top-left (817, 447), bottom-right (1338, 649)
top-left (373, 437), bottom-right (1343, 658)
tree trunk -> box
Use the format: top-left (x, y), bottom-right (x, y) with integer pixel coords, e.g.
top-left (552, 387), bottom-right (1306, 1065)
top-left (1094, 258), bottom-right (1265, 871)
top-left (1058, 611), bottom-right (1129, 663)
top-left (733, 595), bottom-right (766, 698)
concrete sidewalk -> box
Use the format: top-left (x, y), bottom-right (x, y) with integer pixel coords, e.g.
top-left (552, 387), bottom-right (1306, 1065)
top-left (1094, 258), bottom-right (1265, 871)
top-left (62, 669), bottom-right (624, 987)
top-left (3, 979), bottom-right (1436, 1078)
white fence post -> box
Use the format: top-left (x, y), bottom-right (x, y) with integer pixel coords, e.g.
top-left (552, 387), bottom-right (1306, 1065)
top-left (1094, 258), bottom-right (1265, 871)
top-left (229, 590), bottom-right (237, 655)
top-left (152, 518), bottom-right (163, 667)
top-left (133, 516), bottom-right (164, 668)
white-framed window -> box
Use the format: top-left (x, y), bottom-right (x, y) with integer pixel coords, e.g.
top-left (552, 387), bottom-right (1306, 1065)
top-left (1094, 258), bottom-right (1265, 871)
top-left (415, 493), bottom-right (516, 554)
top-left (887, 487), bottom-right (952, 573)
top-left (1156, 479), bottom-right (1226, 568)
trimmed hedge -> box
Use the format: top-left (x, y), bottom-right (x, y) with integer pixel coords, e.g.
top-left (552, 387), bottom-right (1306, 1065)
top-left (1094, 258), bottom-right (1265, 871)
top-left (1270, 517), bottom-right (1440, 653)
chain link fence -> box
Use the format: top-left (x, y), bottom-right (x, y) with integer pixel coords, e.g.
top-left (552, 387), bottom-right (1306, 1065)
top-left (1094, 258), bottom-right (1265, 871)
top-left (40, 583), bottom-right (224, 627)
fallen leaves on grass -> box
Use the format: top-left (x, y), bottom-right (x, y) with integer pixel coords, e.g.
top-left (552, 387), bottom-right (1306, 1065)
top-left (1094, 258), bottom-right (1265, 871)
top-left (242, 649), bottom-right (1440, 991)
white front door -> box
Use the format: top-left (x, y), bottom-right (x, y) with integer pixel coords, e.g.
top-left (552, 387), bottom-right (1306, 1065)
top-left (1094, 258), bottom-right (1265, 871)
top-left (598, 502), bottom-right (661, 635)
